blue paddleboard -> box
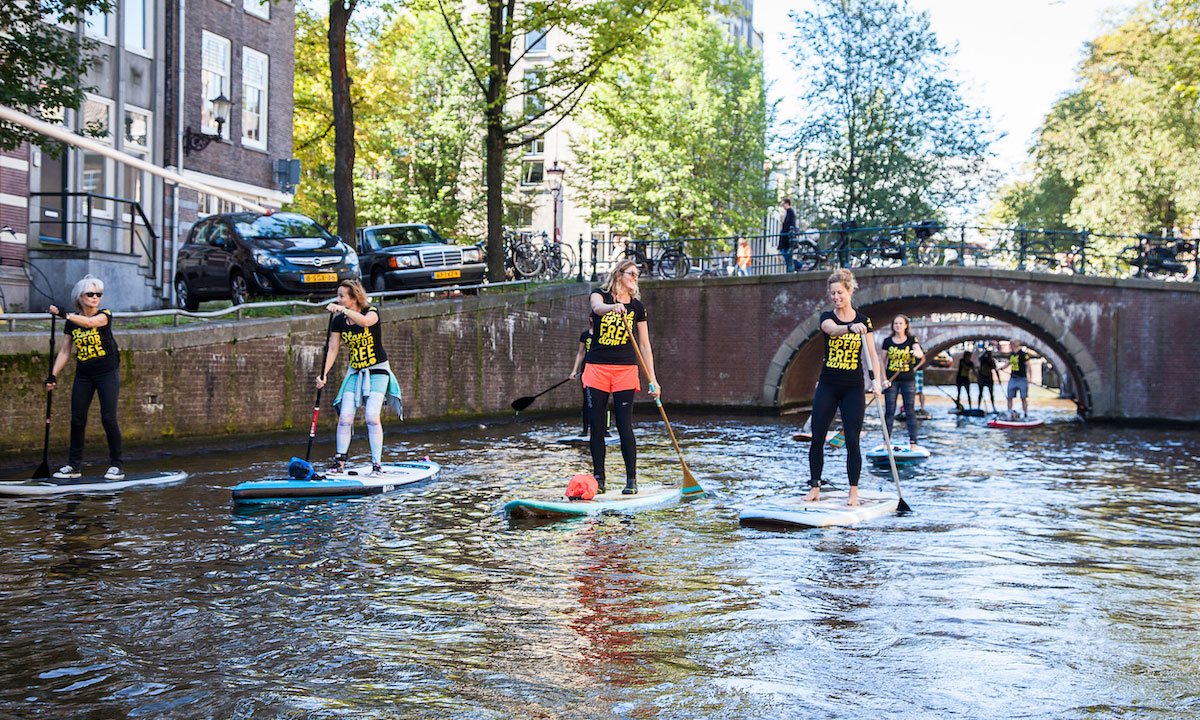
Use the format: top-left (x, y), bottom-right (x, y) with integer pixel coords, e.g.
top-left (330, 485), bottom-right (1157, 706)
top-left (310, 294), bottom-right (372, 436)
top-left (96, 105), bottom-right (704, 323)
top-left (232, 460), bottom-right (440, 502)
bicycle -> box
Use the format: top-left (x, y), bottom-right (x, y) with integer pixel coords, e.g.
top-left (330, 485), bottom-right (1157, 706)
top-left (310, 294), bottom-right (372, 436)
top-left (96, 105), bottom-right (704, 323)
top-left (1118, 236), bottom-right (1197, 280)
top-left (537, 234), bottom-right (576, 279)
top-left (791, 222), bottom-right (869, 270)
top-left (619, 235), bottom-right (691, 278)
top-left (504, 229), bottom-right (544, 279)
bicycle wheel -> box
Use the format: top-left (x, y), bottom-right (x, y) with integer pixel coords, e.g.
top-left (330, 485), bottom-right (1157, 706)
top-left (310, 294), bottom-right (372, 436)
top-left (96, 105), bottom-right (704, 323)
top-left (793, 240), bottom-right (821, 271)
top-left (845, 239), bottom-right (871, 267)
top-left (1116, 245), bottom-right (1143, 278)
top-left (619, 249), bottom-right (650, 278)
top-left (916, 238), bottom-right (945, 266)
top-left (657, 250), bottom-right (691, 278)
top-left (513, 241), bottom-right (544, 278)
top-left (559, 243), bottom-right (577, 279)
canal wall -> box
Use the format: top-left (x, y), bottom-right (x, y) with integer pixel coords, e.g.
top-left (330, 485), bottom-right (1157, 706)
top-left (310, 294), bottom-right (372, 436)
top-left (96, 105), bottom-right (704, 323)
top-left (0, 284), bottom-right (594, 455)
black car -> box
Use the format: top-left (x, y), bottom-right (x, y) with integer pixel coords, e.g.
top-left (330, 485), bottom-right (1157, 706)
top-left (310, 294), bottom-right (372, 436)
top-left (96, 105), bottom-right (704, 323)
top-left (175, 212), bottom-right (360, 310)
top-left (356, 223), bottom-right (486, 292)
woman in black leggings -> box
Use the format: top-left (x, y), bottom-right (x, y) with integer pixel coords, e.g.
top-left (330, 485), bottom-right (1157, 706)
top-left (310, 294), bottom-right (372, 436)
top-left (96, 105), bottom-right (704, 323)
top-left (803, 269), bottom-right (882, 506)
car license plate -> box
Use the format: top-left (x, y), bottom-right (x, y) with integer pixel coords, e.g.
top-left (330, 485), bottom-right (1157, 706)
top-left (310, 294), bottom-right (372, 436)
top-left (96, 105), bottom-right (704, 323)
top-left (432, 270), bottom-right (461, 280)
top-left (303, 272), bottom-right (338, 283)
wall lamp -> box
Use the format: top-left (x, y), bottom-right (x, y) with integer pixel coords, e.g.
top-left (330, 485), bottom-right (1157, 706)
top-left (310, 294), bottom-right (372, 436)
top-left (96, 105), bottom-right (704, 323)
top-left (183, 94), bottom-right (232, 155)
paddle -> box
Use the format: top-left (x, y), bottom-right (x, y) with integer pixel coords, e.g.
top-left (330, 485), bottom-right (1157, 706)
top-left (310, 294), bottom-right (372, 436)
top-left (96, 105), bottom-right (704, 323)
top-left (288, 313), bottom-right (336, 480)
top-left (863, 348), bottom-right (911, 513)
top-left (623, 315), bottom-right (704, 497)
top-left (511, 377), bottom-right (573, 412)
top-left (827, 370), bottom-right (899, 449)
top-left (32, 315), bottom-right (56, 479)
top-left (931, 382), bottom-right (983, 415)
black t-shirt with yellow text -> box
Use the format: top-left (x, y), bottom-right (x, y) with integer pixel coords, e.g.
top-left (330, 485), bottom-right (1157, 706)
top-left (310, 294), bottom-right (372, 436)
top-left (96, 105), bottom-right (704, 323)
top-left (1008, 349), bottom-right (1029, 378)
top-left (819, 310), bottom-right (872, 387)
top-left (333, 305), bottom-right (388, 370)
top-left (882, 335), bottom-right (920, 382)
top-left (585, 290), bottom-right (647, 366)
top-left (64, 309), bottom-right (119, 376)
top-left (578, 330), bottom-right (593, 370)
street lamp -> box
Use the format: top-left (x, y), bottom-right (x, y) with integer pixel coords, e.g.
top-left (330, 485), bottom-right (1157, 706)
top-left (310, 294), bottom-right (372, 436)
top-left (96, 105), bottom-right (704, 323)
top-left (183, 94), bottom-right (232, 155)
top-left (546, 160), bottom-right (565, 241)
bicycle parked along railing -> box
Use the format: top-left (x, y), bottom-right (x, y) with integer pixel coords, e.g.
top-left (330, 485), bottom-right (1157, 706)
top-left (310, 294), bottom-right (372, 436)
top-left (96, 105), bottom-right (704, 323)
top-left (617, 233), bottom-right (691, 279)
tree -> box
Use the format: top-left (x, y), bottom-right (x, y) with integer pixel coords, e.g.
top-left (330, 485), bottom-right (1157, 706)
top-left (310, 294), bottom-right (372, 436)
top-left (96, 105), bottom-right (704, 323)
top-left (329, 0), bottom-right (360, 246)
top-left (571, 9), bottom-right (771, 243)
top-left (0, 0), bottom-right (112, 152)
top-left (992, 0), bottom-right (1200, 238)
top-left (430, 0), bottom-right (710, 282)
top-left (289, 8), bottom-right (341, 230)
top-left (786, 0), bottom-right (993, 227)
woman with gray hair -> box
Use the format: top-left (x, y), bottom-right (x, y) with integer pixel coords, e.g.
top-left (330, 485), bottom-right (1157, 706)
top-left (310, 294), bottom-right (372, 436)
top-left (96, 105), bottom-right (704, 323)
top-left (45, 275), bottom-right (124, 479)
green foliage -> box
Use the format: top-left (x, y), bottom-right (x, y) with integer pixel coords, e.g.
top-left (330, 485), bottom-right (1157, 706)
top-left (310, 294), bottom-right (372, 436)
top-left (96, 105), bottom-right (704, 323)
top-left (571, 9), bottom-right (771, 245)
top-left (786, 0), bottom-right (994, 227)
top-left (993, 0), bottom-right (1200, 237)
top-left (288, 9), bottom-right (485, 242)
top-left (0, 0), bottom-right (112, 152)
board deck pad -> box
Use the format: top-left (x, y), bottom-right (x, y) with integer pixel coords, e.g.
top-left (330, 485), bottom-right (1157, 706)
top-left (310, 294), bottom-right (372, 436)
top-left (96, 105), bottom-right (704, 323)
top-left (987, 417), bottom-right (1045, 428)
top-left (505, 481), bottom-right (692, 520)
top-left (865, 444), bottom-right (931, 463)
top-left (739, 489), bottom-right (899, 529)
top-left (0, 471), bottom-right (188, 497)
top-left (232, 460), bottom-right (440, 502)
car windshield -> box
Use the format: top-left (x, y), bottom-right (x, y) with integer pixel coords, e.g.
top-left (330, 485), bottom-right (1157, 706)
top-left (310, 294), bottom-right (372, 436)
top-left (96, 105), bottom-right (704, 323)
top-left (232, 213), bottom-right (336, 241)
top-left (371, 226), bottom-right (439, 248)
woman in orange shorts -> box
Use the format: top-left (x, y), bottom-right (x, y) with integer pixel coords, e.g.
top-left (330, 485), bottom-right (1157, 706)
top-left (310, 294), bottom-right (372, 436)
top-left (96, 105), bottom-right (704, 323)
top-left (582, 258), bottom-right (660, 495)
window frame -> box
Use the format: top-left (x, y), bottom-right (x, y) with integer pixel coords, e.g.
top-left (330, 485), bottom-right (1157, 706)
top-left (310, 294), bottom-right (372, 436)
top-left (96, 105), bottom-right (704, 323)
top-left (123, 0), bottom-right (154, 57)
top-left (240, 47), bottom-right (269, 151)
top-left (200, 31), bottom-right (233, 137)
top-left (243, 0), bottom-right (270, 20)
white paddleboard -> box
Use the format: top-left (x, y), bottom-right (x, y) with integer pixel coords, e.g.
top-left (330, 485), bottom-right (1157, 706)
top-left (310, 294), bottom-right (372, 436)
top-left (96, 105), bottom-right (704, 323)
top-left (232, 461), bottom-right (440, 501)
top-left (739, 489), bottom-right (899, 529)
top-left (987, 417), bottom-right (1044, 428)
top-left (865, 444), bottom-right (931, 463)
top-left (505, 481), bottom-right (701, 521)
top-left (0, 471), bottom-right (188, 497)
top-left (555, 434), bottom-right (618, 445)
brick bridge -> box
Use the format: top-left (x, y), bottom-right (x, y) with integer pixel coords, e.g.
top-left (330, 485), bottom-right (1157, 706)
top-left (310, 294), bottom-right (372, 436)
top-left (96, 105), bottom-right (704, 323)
top-left (0, 266), bottom-right (1194, 454)
top-left (645, 266), bottom-right (1197, 422)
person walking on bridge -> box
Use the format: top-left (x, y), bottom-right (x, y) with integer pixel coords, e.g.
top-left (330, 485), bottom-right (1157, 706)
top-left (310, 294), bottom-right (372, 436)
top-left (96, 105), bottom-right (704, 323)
top-left (582, 258), bottom-right (660, 495)
top-left (45, 275), bottom-right (124, 480)
top-left (778, 199), bottom-right (796, 272)
top-left (804, 269), bottom-right (882, 507)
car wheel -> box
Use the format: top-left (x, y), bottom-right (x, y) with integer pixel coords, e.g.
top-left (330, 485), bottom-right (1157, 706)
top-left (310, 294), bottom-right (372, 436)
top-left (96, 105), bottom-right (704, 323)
top-left (175, 276), bottom-right (199, 312)
top-left (371, 269), bottom-right (387, 293)
top-left (230, 271), bottom-right (250, 306)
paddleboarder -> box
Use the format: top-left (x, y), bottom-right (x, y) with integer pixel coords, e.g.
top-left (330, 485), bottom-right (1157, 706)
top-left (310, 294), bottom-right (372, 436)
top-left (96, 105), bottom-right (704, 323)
top-left (881, 314), bottom-right (924, 447)
top-left (45, 275), bottom-right (124, 480)
top-left (582, 258), bottom-right (660, 495)
top-left (977, 349), bottom-right (1001, 412)
top-left (317, 280), bottom-right (402, 477)
top-left (568, 325), bottom-right (603, 438)
top-left (955, 350), bottom-right (975, 408)
top-left (1005, 339), bottom-right (1032, 420)
top-left (803, 269), bottom-right (882, 507)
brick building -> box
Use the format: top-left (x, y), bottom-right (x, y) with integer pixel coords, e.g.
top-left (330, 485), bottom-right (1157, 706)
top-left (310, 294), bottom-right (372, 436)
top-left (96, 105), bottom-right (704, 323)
top-left (0, 0), bottom-right (296, 312)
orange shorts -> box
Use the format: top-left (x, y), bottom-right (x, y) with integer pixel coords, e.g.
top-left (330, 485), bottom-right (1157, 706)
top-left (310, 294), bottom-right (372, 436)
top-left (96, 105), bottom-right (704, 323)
top-left (582, 363), bottom-right (641, 393)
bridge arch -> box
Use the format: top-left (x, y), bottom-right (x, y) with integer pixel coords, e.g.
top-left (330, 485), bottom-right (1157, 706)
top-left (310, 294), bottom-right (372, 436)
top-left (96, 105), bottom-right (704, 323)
top-left (764, 280), bottom-right (1102, 416)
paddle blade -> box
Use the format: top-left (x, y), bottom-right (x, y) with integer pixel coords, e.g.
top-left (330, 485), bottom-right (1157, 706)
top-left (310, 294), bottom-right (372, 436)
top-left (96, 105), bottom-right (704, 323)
top-left (828, 430), bottom-right (846, 449)
top-left (31, 461), bottom-right (49, 480)
top-left (510, 396), bottom-right (534, 412)
top-left (680, 461), bottom-right (705, 497)
top-left (896, 496), bottom-right (913, 513)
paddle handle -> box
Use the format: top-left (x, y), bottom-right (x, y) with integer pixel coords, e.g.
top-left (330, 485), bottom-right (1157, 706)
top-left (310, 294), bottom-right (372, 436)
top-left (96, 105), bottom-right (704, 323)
top-left (42, 315), bottom-right (56, 464)
top-left (864, 348), bottom-right (907, 508)
top-left (306, 313), bottom-right (336, 462)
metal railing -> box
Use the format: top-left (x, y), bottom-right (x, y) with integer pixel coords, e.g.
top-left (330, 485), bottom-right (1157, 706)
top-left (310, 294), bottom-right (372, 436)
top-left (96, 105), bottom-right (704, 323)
top-left (30, 191), bottom-right (158, 274)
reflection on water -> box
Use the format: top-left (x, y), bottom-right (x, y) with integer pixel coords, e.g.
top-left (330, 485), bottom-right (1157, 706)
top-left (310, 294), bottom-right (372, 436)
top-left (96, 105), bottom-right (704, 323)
top-left (0, 397), bottom-right (1198, 718)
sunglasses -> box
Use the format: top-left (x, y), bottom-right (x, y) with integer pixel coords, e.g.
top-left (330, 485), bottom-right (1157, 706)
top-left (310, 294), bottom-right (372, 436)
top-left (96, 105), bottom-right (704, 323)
top-left (84, 292), bottom-right (103, 298)
top-left (624, 271), bottom-right (640, 279)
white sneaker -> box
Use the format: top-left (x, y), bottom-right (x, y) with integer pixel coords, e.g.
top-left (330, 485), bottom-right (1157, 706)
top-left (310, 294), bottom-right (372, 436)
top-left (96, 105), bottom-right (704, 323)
top-left (104, 466), bottom-right (125, 480)
top-left (53, 465), bottom-right (81, 479)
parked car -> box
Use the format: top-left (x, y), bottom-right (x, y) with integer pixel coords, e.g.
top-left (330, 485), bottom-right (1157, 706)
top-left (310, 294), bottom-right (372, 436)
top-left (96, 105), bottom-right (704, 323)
top-left (356, 223), bottom-right (486, 293)
top-left (175, 212), bottom-right (359, 310)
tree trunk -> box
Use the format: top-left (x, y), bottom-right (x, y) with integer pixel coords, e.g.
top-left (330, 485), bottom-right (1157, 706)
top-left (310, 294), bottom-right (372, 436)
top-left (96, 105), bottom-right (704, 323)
top-left (483, 0), bottom-right (514, 283)
top-left (329, 1), bottom-right (357, 248)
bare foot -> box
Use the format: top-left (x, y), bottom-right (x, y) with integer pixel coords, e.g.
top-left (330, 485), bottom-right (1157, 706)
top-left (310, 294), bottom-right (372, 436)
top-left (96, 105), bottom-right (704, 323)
top-left (847, 487), bottom-right (860, 507)
top-left (803, 487), bottom-right (819, 502)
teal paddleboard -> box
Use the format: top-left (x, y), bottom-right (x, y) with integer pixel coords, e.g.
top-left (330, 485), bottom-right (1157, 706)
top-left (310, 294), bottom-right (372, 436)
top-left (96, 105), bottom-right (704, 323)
top-left (232, 460), bottom-right (440, 502)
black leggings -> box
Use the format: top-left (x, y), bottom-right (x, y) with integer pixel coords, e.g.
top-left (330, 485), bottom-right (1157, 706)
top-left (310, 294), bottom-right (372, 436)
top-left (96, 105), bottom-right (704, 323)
top-left (809, 381), bottom-right (865, 487)
top-left (977, 381), bottom-right (995, 410)
top-left (580, 380), bottom-right (590, 436)
top-left (884, 379), bottom-right (918, 445)
top-left (68, 369), bottom-right (123, 468)
top-left (586, 387), bottom-right (635, 482)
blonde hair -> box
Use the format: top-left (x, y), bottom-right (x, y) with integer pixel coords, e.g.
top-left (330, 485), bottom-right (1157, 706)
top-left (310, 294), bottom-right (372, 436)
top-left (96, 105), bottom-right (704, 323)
top-left (602, 259), bottom-right (641, 300)
top-left (71, 274), bottom-right (104, 311)
top-left (338, 279), bottom-right (369, 311)
top-left (827, 268), bottom-right (857, 292)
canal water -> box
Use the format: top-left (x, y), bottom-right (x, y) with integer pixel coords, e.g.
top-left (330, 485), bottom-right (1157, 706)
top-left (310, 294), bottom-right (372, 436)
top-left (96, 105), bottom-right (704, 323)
top-left (1, 397), bottom-right (1197, 719)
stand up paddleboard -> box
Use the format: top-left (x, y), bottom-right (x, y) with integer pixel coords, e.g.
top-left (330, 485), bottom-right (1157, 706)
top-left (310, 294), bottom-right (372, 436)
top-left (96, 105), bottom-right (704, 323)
top-left (987, 417), bottom-right (1045, 428)
top-left (896, 409), bottom-right (932, 421)
top-left (555, 434), bottom-right (618, 445)
top-left (505, 481), bottom-right (699, 521)
top-left (231, 460), bottom-right (440, 502)
top-left (951, 408), bottom-right (987, 417)
top-left (0, 471), bottom-right (188, 497)
top-left (739, 489), bottom-right (899, 529)
top-left (866, 444), bottom-right (930, 464)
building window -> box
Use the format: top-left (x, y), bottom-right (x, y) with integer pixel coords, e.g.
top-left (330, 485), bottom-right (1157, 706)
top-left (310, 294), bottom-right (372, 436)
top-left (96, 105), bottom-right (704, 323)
top-left (525, 28), bottom-right (547, 53)
top-left (244, 0), bottom-right (270, 20)
top-left (525, 137), bottom-right (544, 156)
top-left (122, 108), bottom-right (151, 208)
top-left (81, 97), bottom-right (113, 216)
top-left (521, 160), bottom-right (544, 185)
top-left (241, 48), bottom-right (269, 150)
top-left (124, 0), bottom-right (153, 56)
top-left (201, 31), bottom-right (232, 137)
top-left (524, 69), bottom-right (545, 120)
top-left (84, 6), bottom-right (113, 43)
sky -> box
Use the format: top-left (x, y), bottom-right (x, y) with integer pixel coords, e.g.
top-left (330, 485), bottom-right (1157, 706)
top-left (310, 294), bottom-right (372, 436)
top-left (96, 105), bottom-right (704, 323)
top-left (753, 0), bottom-right (1137, 179)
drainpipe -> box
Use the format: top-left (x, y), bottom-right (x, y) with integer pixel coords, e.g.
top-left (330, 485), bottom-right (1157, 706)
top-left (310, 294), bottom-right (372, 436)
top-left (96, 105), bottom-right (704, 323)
top-left (169, 0), bottom-right (185, 306)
